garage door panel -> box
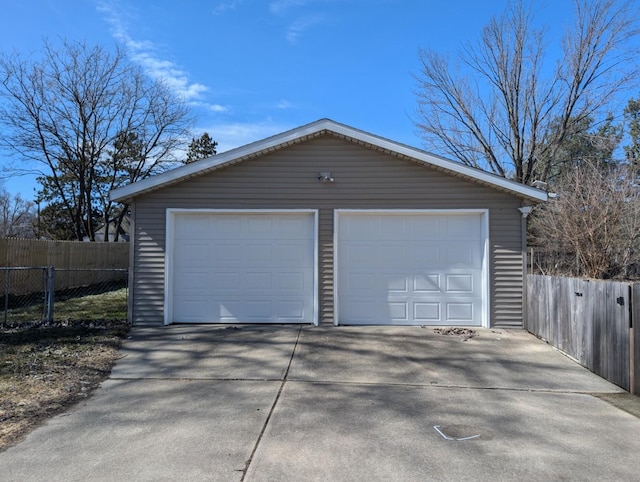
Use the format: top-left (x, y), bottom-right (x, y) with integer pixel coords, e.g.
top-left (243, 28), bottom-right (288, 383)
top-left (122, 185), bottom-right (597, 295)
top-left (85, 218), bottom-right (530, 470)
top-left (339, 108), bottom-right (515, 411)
top-left (447, 303), bottom-right (475, 322)
top-left (245, 301), bottom-right (272, 319)
top-left (214, 216), bottom-right (242, 237)
top-left (387, 275), bottom-right (409, 292)
top-left (379, 217), bottom-right (407, 239)
top-left (279, 272), bottom-right (305, 290)
top-left (173, 298), bottom-right (208, 321)
top-left (279, 217), bottom-right (311, 237)
top-left (247, 244), bottom-right (273, 263)
top-left (210, 271), bottom-right (241, 290)
top-left (246, 216), bottom-right (274, 236)
top-left (342, 244), bottom-right (377, 266)
top-left (445, 215), bottom-right (480, 238)
top-left (445, 274), bottom-right (474, 293)
top-left (218, 301), bottom-right (241, 319)
top-left (415, 302), bottom-right (440, 321)
top-left (414, 247), bottom-right (441, 266)
top-left (212, 244), bottom-right (241, 264)
top-left (411, 216), bottom-right (442, 238)
top-left (343, 300), bottom-right (380, 322)
top-left (170, 212), bottom-right (315, 324)
top-left (174, 215), bottom-right (209, 239)
top-left (389, 302), bottom-right (409, 321)
top-left (378, 244), bottom-right (408, 266)
top-left (277, 301), bottom-right (305, 320)
top-left (174, 243), bottom-right (209, 264)
top-left (338, 212), bottom-right (485, 326)
top-left (343, 216), bottom-right (378, 238)
top-left (277, 244), bottom-right (308, 264)
top-left (343, 272), bottom-right (380, 292)
top-left (174, 271), bottom-right (208, 293)
top-left (445, 244), bottom-right (479, 266)
top-left (414, 274), bottom-right (441, 292)
top-left (246, 272), bottom-right (272, 290)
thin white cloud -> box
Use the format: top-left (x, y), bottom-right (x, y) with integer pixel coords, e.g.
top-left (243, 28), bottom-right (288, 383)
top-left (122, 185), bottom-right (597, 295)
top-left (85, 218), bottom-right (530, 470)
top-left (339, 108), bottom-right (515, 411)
top-left (208, 104), bottom-right (229, 113)
top-left (96, 2), bottom-right (208, 103)
top-left (127, 50), bottom-right (208, 100)
top-left (268, 0), bottom-right (331, 43)
top-left (286, 14), bottom-right (324, 43)
top-left (270, 0), bottom-right (310, 15)
top-left (212, 0), bottom-right (244, 15)
top-left (270, 0), bottom-right (347, 14)
top-left (187, 100), bottom-right (229, 113)
top-left (276, 99), bottom-right (295, 109)
top-left (202, 120), bottom-right (292, 153)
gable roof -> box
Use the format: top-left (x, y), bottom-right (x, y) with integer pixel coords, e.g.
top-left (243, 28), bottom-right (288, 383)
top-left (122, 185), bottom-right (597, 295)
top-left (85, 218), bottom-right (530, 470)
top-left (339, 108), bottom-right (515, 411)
top-left (110, 118), bottom-right (547, 203)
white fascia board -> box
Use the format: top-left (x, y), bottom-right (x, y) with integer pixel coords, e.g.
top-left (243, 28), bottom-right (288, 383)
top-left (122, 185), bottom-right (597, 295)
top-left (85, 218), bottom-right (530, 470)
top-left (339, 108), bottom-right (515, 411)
top-left (326, 122), bottom-right (547, 202)
top-left (110, 118), bottom-right (547, 203)
top-left (110, 119), bottom-right (335, 202)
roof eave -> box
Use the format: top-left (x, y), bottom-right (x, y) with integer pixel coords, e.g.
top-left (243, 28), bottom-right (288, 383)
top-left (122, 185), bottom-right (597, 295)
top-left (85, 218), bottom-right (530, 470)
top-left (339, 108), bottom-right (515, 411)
top-left (110, 118), bottom-right (548, 203)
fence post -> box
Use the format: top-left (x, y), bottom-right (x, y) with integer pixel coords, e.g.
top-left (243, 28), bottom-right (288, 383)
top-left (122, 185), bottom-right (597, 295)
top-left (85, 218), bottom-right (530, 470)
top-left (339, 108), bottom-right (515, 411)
top-left (632, 283), bottom-right (640, 395)
top-left (45, 266), bottom-right (55, 324)
top-left (3, 268), bottom-right (9, 326)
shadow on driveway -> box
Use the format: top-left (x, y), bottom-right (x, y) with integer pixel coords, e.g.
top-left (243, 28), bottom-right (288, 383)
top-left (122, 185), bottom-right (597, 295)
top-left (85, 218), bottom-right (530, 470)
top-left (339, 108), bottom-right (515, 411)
top-left (2, 325), bottom-right (639, 482)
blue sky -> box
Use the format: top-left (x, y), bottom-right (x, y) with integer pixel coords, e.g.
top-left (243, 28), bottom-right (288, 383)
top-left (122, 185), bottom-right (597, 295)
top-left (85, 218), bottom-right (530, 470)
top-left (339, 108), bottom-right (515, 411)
top-left (1, 0), bottom-right (581, 198)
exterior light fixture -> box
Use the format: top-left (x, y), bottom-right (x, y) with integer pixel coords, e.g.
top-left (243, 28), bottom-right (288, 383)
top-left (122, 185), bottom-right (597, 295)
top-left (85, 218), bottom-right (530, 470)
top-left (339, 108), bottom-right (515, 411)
top-left (318, 172), bottom-right (334, 183)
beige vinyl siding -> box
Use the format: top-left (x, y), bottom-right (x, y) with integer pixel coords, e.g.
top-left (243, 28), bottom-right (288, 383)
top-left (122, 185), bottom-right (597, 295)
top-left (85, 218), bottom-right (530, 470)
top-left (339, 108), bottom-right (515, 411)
top-left (131, 210), bottom-right (166, 325)
top-left (318, 208), bottom-right (334, 324)
top-left (490, 209), bottom-right (525, 328)
top-left (131, 134), bottom-right (525, 327)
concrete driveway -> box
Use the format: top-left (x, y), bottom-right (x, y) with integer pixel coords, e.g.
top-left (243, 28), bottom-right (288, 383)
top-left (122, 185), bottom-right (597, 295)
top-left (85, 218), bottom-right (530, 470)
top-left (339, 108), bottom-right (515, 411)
top-left (2, 325), bottom-right (640, 481)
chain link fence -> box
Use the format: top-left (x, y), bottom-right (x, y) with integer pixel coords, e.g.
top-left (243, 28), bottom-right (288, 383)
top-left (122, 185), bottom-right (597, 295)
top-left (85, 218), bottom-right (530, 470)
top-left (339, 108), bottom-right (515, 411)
top-left (0, 267), bottom-right (128, 330)
top-left (527, 246), bottom-right (579, 277)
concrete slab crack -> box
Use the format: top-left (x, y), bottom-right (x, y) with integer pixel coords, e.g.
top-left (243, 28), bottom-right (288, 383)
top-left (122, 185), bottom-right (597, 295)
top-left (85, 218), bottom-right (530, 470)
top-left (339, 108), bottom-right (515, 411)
top-left (240, 325), bottom-right (302, 481)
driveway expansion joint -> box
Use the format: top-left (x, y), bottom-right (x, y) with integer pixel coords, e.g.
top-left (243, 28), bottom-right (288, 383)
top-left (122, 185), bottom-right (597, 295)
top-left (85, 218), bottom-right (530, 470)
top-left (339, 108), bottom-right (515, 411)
top-left (240, 325), bottom-right (302, 481)
top-left (108, 377), bottom-right (283, 382)
top-left (283, 379), bottom-right (623, 395)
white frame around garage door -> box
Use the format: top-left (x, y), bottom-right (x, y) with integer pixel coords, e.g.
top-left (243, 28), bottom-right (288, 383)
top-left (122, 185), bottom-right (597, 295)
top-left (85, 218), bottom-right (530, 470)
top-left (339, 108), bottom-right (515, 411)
top-left (164, 209), bottom-right (319, 326)
top-left (333, 209), bottom-right (490, 327)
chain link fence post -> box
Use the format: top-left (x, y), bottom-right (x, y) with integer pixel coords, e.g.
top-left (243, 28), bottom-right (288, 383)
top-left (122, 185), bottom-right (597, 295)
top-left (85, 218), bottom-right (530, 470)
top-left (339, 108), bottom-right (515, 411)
top-left (0, 267), bottom-right (127, 330)
top-left (45, 266), bottom-right (55, 324)
top-left (3, 268), bottom-right (9, 327)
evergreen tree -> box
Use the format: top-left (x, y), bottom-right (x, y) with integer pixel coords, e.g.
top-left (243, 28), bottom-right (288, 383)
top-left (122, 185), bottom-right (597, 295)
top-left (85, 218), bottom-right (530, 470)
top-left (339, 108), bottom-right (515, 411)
top-left (184, 133), bottom-right (217, 164)
top-left (624, 98), bottom-right (640, 171)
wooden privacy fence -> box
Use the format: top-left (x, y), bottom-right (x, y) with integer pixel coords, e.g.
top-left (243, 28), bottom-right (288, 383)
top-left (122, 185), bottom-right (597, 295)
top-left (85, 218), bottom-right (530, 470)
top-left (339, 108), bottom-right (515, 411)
top-left (0, 237), bottom-right (129, 269)
top-left (527, 274), bottom-right (640, 395)
top-left (0, 238), bottom-right (129, 295)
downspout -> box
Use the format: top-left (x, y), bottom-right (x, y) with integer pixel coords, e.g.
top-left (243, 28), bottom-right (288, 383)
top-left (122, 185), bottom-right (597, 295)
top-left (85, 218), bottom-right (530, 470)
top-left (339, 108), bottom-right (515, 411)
top-left (518, 206), bottom-right (532, 330)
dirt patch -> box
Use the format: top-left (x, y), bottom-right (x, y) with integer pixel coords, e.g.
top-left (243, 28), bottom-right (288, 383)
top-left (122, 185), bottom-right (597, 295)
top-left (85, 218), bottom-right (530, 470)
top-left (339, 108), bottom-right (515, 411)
top-left (432, 327), bottom-right (478, 340)
top-left (0, 320), bottom-right (129, 451)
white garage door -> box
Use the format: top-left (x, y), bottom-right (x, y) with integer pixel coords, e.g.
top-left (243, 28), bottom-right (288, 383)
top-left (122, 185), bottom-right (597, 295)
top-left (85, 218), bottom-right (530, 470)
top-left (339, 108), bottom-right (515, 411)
top-left (336, 211), bottom-right (486, 326)
top-left (168, 211), bottom-right (316, 324)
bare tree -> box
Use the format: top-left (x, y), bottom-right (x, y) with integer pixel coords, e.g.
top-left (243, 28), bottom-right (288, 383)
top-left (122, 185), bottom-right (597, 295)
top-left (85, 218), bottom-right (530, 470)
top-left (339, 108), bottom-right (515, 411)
top-left (414, 0), bottom-right (640, 184)
top-left (530, 162), bottom-right (640, 279)
top-left (0, 40), bottom-right (193, 241)
top-left (0, 189), bottom-right (35, 238)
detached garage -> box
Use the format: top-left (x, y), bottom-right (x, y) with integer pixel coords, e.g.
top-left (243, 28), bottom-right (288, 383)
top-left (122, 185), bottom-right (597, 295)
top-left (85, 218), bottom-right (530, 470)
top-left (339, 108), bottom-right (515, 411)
top-left (110, 119), bottom-right (546, 328)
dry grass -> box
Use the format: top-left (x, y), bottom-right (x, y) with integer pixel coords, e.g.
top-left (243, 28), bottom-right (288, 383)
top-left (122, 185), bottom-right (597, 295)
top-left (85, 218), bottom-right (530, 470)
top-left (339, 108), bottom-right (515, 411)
top-left (0, 289), bottom-right (129, 451)
top-left (5, 287), bottom-right (128, 326)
